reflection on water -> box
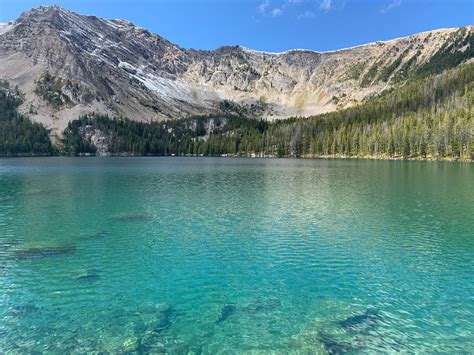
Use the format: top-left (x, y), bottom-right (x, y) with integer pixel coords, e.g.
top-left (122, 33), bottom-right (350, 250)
top-left (0, 157), bottom-right (473, 352)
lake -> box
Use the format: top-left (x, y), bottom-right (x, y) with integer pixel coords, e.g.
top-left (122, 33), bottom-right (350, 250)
top-left (0, 157), bottom-right (473, 353)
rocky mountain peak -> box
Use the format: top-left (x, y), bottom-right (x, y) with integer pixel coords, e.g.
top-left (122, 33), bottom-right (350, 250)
top-left (0, 7), bottom-right (472, 139)
top-left (18, 5), bottom-right (70, 20)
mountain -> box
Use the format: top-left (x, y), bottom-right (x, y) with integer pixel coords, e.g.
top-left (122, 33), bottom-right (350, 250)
top-left (61, 62), bottom-right (473, 160)
top-left (0, 5), bottom-right (472, 140)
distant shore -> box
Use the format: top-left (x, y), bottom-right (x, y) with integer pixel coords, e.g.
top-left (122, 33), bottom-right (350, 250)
top-left (1, 153), bottom-right (471, 162)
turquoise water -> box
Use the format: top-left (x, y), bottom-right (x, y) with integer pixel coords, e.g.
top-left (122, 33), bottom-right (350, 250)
top-left (0, 157), bottom-right (473, 353)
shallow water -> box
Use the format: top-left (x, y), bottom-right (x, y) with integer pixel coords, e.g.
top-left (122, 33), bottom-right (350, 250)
top-left (0, 157), bottom-right (473, 353)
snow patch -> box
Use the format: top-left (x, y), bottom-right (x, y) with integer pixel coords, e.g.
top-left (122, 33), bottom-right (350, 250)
top-left (241, 46), bottom-right (319, 56)
top-left (118, 61), bottom-right (138, 72)
top-left (108, 19), bottom-right (132, 29)
top-left (128, 71), bottom-right (213, 106)
top-left (0, 21), bottom-right (16, 35)
top-left (137, 74), bottom-right (190, 101)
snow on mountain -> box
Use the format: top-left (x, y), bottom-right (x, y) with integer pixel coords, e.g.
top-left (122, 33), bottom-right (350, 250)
top-left (0, 6), bottom-right (472, 137)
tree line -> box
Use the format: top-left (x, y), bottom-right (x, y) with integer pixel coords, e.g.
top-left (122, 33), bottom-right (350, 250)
top-left (0, 80), bottom-right (55, 156)
top-left (64, 63), bottom-right (473, 160)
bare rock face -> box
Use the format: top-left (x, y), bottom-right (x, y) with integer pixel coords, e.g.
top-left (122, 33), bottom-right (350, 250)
top-left (0, 5), bottom-right (472, 137)
top-left (78, 126), bottom-right (109, 156)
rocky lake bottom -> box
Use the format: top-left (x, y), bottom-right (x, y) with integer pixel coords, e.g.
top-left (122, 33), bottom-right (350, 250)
top-left (0, 157), bottom-right (473, 353)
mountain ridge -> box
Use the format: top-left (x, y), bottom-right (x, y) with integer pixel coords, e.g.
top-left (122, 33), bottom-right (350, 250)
top-left (0, 5), bottom-right (472, 138)
top-left (2, 6), bottom-right (468, 54)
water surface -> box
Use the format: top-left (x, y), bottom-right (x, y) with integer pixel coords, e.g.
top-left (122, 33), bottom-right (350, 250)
top-left (0, 158), bottom-right (473, 353)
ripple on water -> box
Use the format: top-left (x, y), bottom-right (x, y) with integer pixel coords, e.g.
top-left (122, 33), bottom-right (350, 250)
top-left (10, 245), bottom-right (76, 260)
top-left (0, 158), bottom-right (473, 352)
top-left (111, 213), bottom-right (153, 222)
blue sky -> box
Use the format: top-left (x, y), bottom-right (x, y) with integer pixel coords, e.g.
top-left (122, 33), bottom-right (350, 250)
top-left (0, 0), bottom-right (472, 52)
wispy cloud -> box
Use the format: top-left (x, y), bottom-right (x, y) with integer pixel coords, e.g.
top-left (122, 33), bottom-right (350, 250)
top-left (320, 0), bottom-right (332, 11)
top-left (380, 0), bottom-right (402, 14)
top-left (257, 0), bottom-right (284, 16)
top-left (257, 0), bottom-right (334, 19)
top-left (298, 10), bottom-right (316, 19)
top-left (257, 0), bottom-right (271, 14)
top-left (272, 8), bottom-right (284, 16)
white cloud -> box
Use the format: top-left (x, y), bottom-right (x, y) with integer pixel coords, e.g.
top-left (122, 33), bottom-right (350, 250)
top-left (320, 0), bottom-right (332, 11)
top-left (257, 0), bottom-right (283, 17)
top-left (258, 0), bottom-right (271, 14)
top-left (381, 0), bottom-right (402, 14)
top-left (258, 0), bottom-right (334, 19)
top-left (298, 10), bottom-right (316, 18)
top-left (272, 8), bottom-right (284, 16)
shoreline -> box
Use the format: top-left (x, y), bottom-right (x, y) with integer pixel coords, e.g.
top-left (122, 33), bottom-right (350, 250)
top-left (1, 153), bottom-right (472, 162)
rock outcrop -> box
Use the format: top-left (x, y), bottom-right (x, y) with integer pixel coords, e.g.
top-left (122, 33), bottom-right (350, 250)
top-left (0, 6), bottom-right (472, 137)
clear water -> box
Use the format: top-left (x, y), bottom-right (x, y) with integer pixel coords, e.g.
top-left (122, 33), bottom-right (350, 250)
top-left (0, 157), bottom-right (473, 353)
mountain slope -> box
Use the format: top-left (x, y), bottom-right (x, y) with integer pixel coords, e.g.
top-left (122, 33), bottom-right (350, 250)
top-left (63, 62), bottom-right (474, 160)
top-left (0, 6), bottom-right (472, 138)
top-left (0, 80), bottom-right (55, 156)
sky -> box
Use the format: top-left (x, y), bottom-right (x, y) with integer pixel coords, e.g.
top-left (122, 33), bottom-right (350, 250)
top-left (0, 0), bottom-right (472, 52)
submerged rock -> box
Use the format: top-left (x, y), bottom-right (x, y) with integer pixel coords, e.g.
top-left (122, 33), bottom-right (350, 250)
top-left (139, 330), bottom-right (166, 352)
top-left (214, 300), bottom-right (280, 324)
top-left (339, 309), bottom-right (381, 331)
top-left (245, 299), bottom-right (282, 314)
top-left (173, 343), bottom-right (203, 355)
top-left (318, 332), bottom-right (358, 354)
top-left (12, 245), bottom-right (76, 260)
top-left (122, 337), bottom-right (139, 352)
top-left (137, 304), bottom-right (177, 352)
top-left (137, 303), bottom-right (175, 333)
top-left (76, 269), bottom-right (101, 282)
top-left (216, 304), bottom-right (237, 324)
top-left (153, 304), bottom-right (175, 333)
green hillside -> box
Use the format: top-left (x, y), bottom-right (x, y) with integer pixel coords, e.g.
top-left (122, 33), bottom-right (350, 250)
top-left (0, 81), bottom-right (55, 156)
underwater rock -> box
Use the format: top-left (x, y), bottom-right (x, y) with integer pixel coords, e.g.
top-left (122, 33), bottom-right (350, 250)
top-left (173, 343), bottom-right (203, 355)
top-left (76, 269), bottom-right (101, 282)
top-left (245, 299), bottom-right (282, 314)
top-left (122, 337), bottom-right (139, 353)
top-left (112, 214), bottom-right (151, 222)
top-left (153, 304), bottom-right (175, 333)
top-left (138, 303), bottom-right (175, 335)
top-left (139, 330), bottom-right (166, 352)
top-left (318, 332), bottom-right (358, 354)
top-left (216, 304), bottom-right (237, 324)
top-left (136, 302), bottom-right (159, 315)
top-left (12, 245), bottom-right (76, 260)
top-left (138, 304), bottom-right (179, 354)
top-left (339, 309), bottom-right (381, 331)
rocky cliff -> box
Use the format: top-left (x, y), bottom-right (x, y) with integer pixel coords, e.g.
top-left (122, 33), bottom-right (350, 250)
top-left (0, 6), bottom-right (472, 138)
